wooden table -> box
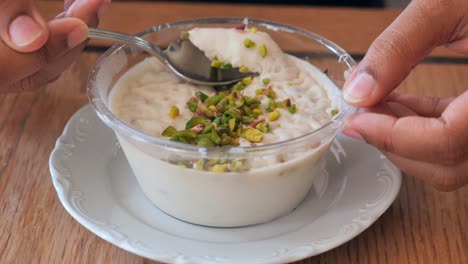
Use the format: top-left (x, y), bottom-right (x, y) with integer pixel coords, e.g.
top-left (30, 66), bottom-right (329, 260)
top-left (1, 1), bottom-right (466, 263)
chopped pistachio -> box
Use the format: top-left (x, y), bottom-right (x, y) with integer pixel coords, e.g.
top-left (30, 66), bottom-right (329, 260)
top-left (266, 99), bottom-right (276, 112)
top-left (187, 99), bottom-right (198, 112)
top-left (239, 66), bottom-right (249, 73)
top-left (220, 63), bottom-right (233, 70)
top-left (208, 105), bottom-right (218, 113)
top-left (242, 77), bottom-right (252, 85)
top-left (230, 160), bottom-right (245, 171)
top-left (196, 159), bottom-right (205, 170)
top-left (288, 104), bottom-right (297, 114)
top-left (253, 108), bottom-right (262, 115)
top-left (283, 98), bottom-right (291, 107)
top-left (243, 106), bottom-right (253, 116)
top-left (243, 38), bottom-right (256, 48)
top-left (205, 94), bottom-right (226, 107)
top-left (250, 27), bottom-right (258, 33)
top-left (210, 129), bottom-right (221, 145)
top-left (196, 136), bottom-right (215, 147)
top-left (212, 164), bottom-right (228, 173)
top-left (177, 162), bottom-right (188, 168)
top-left (232, 81), bottom-right (246, 91)
top-left (195, 91), bottom-right (209, 102)
top-left (220, 133), bottom-right (232, 145)
top-left (259, 44), bottom-right (267, 57)
top-left (268, 110), bottom-right (281, 121)
top-left (180, 31), bottom-right (189, 41)
top-left (275, 101), bottom-right (286, 108)
top-left (162, 126), bottom-right (177, 137)
top-left (256, 122), bottom-right (270, 133)
top-left (210, 60), bottom-right (223, 68)
top-left (228, 118), bottom-right (236, 131)
top-left (172, 130), bottom-right (198, 138)
top-left (244, 97), bottom-right (260, 106)
top-left (244, 127), bottom-right (263, 143)
top-left (185, 116), bottom-right (207, 129)
top-left (202, 123), bottom-right (214, 134)
top-left (169, 105), bottom-right (179, 119)
top-left (331, 109), bottom-right (339, 117)
top-left (262, 78), bottom-right (270, 85)
top-left (255, 88), bottom-right (264, 96)
top-left (265, 87), bottom-right (276, 99)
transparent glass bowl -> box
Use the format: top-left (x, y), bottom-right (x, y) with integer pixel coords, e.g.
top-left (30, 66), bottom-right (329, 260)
top-left (88, 18), bottom-right (356, 227)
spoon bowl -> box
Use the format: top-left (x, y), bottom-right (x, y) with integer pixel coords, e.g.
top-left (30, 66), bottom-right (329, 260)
top-left (88, 27), bottom-right (258, 86)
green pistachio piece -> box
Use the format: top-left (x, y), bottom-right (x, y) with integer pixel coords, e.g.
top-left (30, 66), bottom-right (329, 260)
top-left (262, 78), bottom-right (270, 85)
top-left (220, 63), bottom-right (233, 70)
top-left (266, 99), bottom-right (276, 112)
top-left (244, 97), bottom-right (260, 106)
top-left (256, 122), bottom-right (270, 133)
top-left (220, 133), bottom-right (232, 145)
top-left (196, 136), bottom-right (215, 147)
top-left (195, 91), bottom-right (209, 102)
top-left (180, 31), bottom-right (189, 41)
top-left (212, 164), bottom-right (228, 173)
top-left (239, 66), bottom-right (249, 73)
top-left (169, 105), bottom-right (180, 119)
top-left (288, 104), bottom-right (297, 114)
top-left (230, 160), bottom-right (245, 171)
top-left (187, 99), bottom-right (198, 112)
top-left (331, 109), bottom-right (339, 117)
top-left (268, 110), bottom-right (281, 121)
top-left (259, 44), bottom-right (267, 57)
top-left (205, 94), bottom-right (226, 107)
top-left (196, 159), bottom-right (205, 170)
top-left (242, 77), bottom-right (252, 85)
top-left (243, 38), bottom-right (256, 48)
top-left (185, 116), bottom-right (206, 129)
top-left (161, 126), bottom-right (177, 137)
top-left (228, 118), bottom-right (236, 131)
top-left (210, 60), bottom-right (223, 68)
top-left (244, 127), bottom-right (263, 143)
top-left (253, 108), bottom-right (262, 115)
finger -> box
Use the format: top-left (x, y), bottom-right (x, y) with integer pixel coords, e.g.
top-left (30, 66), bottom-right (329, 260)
top-left (0, 0), bottom-right (49, 52)
top-left (65, 0), bottom-right (111, 27)
top-left (384, 151), bottom-right (468, 191)
top-left (345, 112), bottom-right (459, 165)
top-left (440, 90), bottom-right (468, 140)
top-left (3, 42), bottom-right (87, 92)
top-left (0, 18), bottom-right (88, 90)
top-left (446, 38), bottom-right (468, 54)
top-left (342, 0), bottom-right (463, 107)
top-left (386, 93), bottom-right (455, 117)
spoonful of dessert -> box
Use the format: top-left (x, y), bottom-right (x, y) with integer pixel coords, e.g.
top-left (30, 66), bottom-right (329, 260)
top-left (87, 27), bottom-right (258, 87)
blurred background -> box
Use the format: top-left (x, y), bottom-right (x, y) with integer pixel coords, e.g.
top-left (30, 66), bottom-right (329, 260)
top-left (45, 0), bottom-right (411, 8)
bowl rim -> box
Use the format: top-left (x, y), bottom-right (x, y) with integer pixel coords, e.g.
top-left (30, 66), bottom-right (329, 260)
top-left (87, 17), bottom-right (357, 155)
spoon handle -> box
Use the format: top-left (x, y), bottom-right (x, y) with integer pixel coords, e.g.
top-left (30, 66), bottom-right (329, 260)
top-left (87, 27), bottom-right (165, 61)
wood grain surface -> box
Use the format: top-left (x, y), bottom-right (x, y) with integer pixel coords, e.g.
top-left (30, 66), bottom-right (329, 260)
top-left (0, 1), bottom-right (467, 264)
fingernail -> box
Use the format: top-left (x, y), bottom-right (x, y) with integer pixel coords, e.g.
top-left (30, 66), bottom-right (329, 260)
top-left (342, 128), bottom-right (364, 140)
top-left (67, 24), bottom-right (88, 49)
top-left (9, 15), bottom-right (45, 47)
top-left (343, 72), bottom-right (377, 104)
top-left (98, 0), bottom-right (111, 19)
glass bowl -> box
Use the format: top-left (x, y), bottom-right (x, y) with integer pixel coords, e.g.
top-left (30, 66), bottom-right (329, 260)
top-left (88, 18), bottom-right (356, 227)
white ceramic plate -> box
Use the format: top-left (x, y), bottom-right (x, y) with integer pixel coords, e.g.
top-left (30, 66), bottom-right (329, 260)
top-left (49, 105), bottom-right (401, 264)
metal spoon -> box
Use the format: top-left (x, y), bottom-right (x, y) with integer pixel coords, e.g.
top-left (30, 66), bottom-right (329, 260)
top-left (88, 27), bottom-right (258, 86)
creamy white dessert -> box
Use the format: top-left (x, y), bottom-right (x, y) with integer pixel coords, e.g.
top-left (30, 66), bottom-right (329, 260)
top-left (107, 26), bottom-right (341, 226)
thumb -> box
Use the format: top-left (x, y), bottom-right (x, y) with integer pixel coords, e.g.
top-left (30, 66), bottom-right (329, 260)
top-left (0, 0), bottom-right (49, 52)
top-left (342, 0), bottom-right (463, 107)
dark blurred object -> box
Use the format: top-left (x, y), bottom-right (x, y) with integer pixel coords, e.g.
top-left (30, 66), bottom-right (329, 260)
top-left (157, 0), bottom-right (385, 7)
